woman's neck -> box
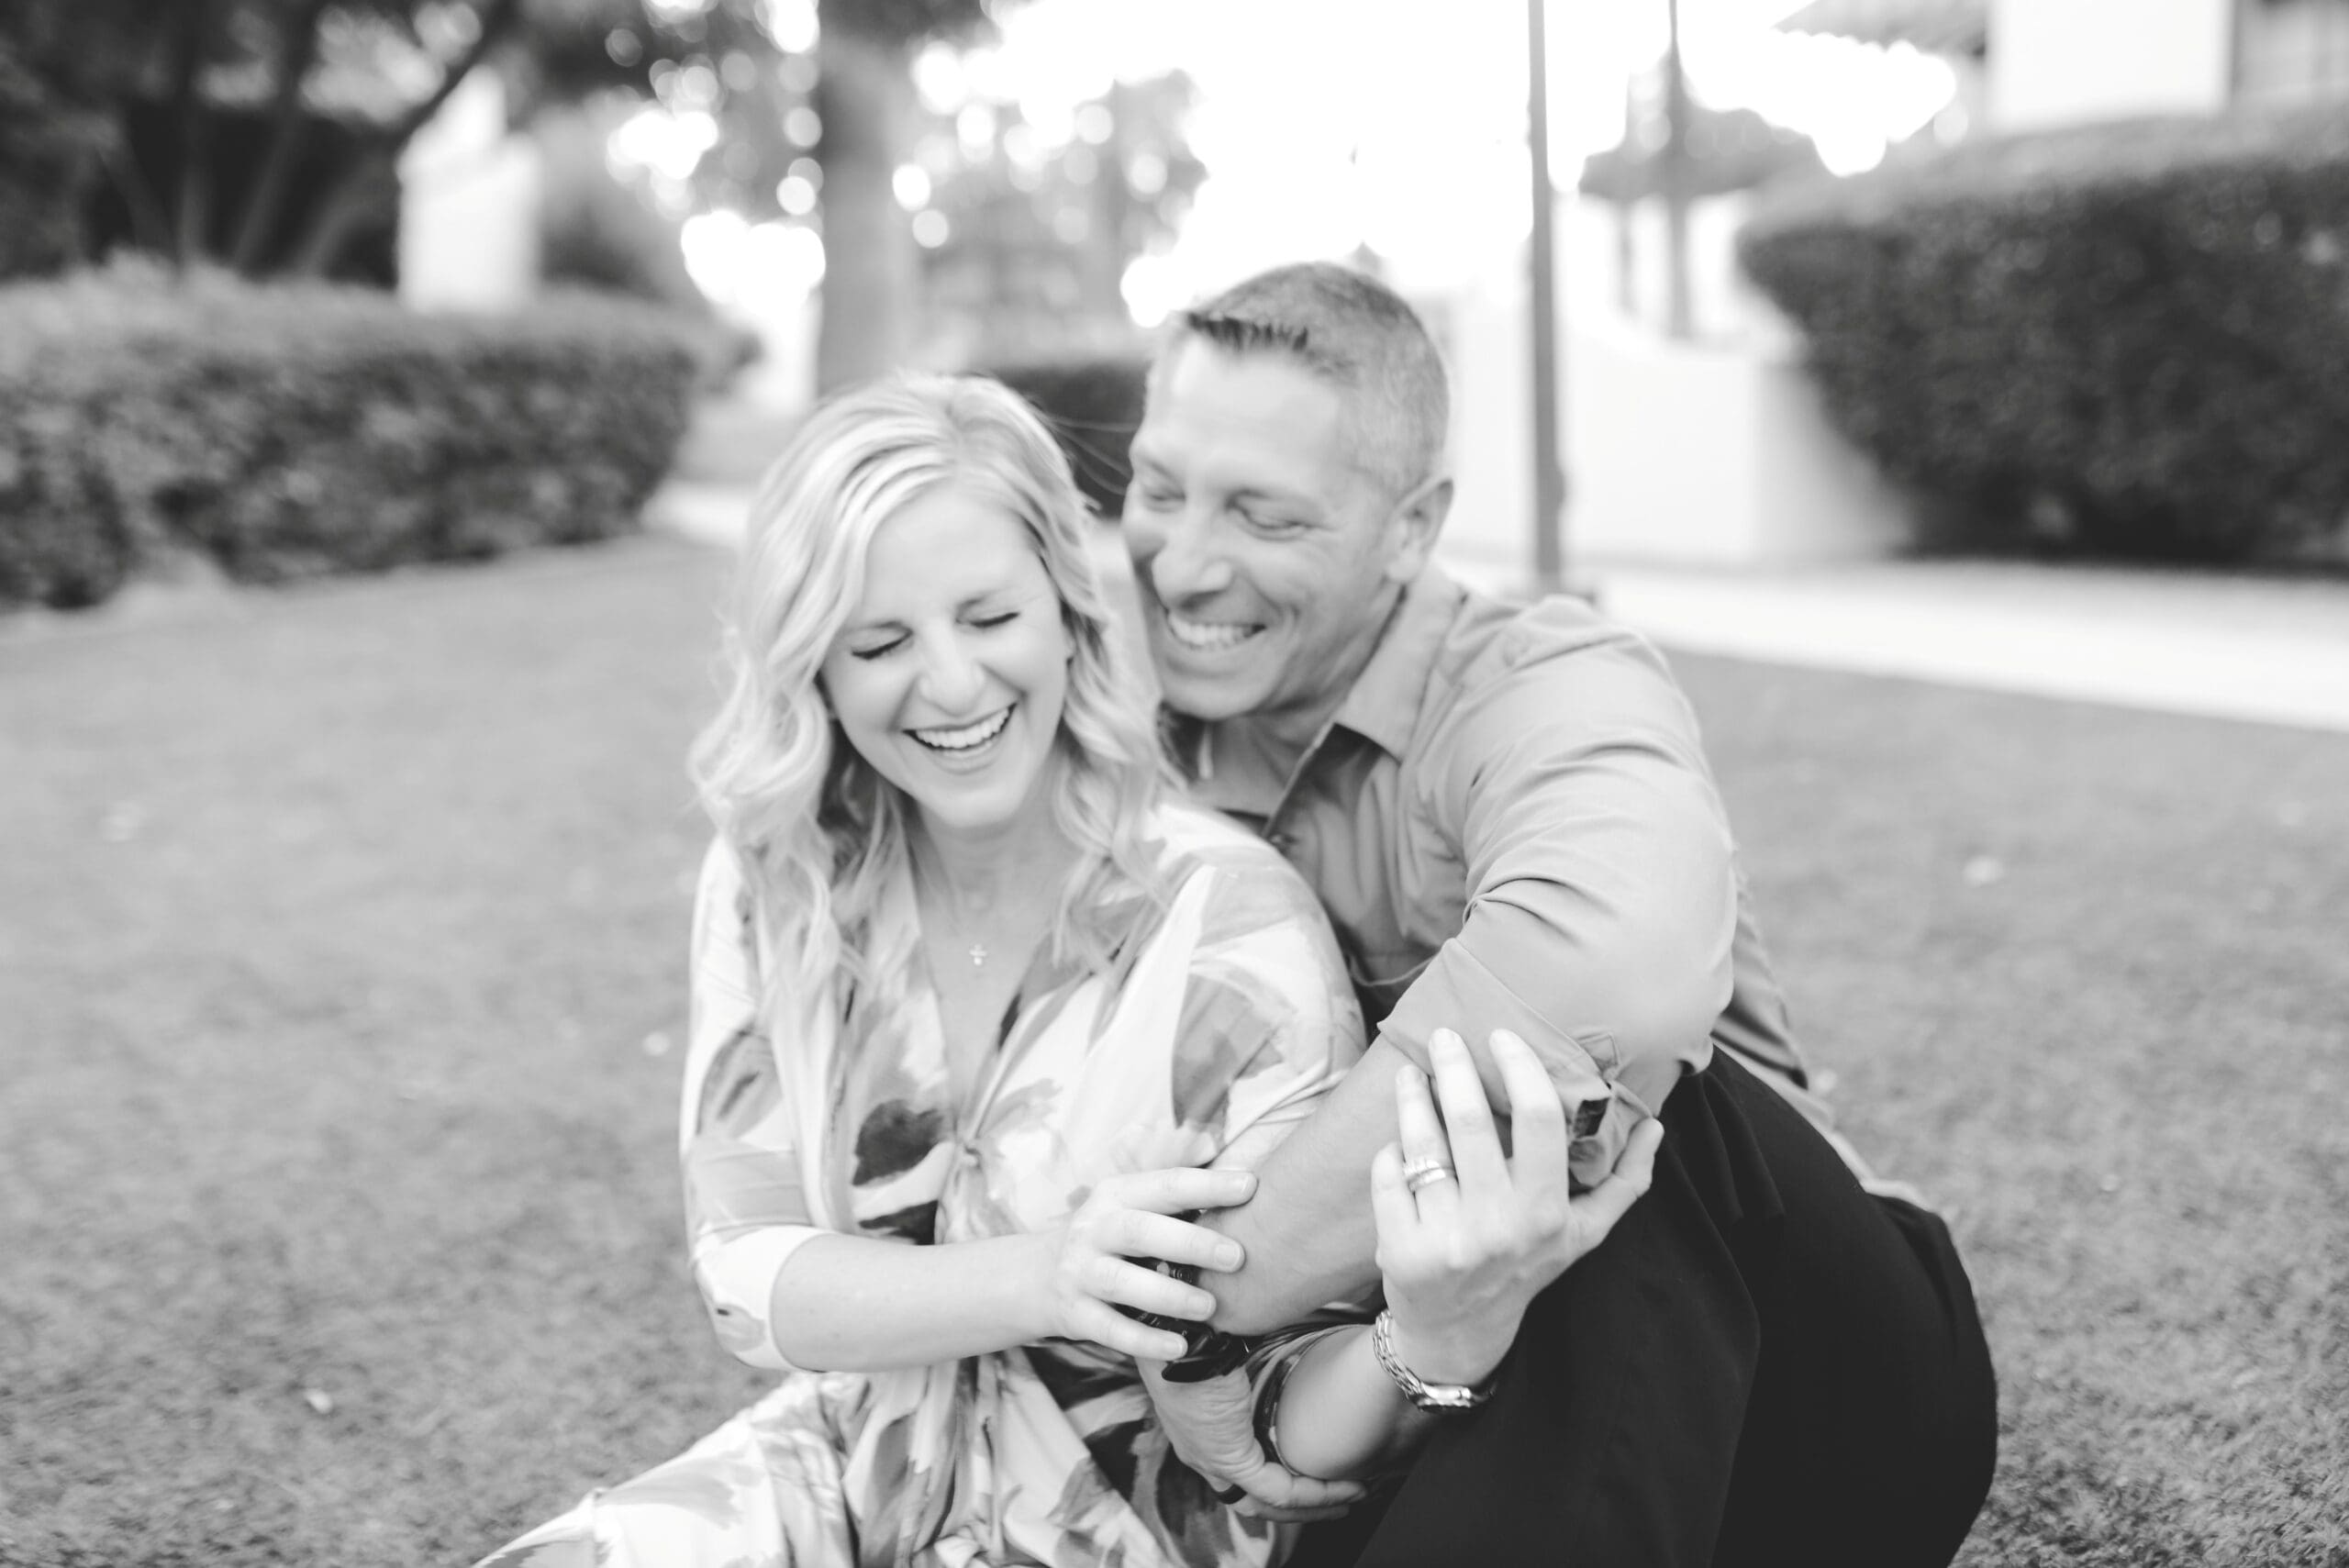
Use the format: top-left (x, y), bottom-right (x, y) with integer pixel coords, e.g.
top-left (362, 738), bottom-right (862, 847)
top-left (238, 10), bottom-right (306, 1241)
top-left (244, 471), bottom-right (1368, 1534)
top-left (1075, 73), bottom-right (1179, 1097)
top-left (907, 797), bottom-right (1075, 914)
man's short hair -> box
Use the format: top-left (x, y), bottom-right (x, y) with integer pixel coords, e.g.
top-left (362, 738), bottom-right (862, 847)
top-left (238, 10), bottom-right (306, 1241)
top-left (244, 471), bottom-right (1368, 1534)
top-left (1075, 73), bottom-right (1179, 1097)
top-left (1164, 261), bottom-right (1450, 500)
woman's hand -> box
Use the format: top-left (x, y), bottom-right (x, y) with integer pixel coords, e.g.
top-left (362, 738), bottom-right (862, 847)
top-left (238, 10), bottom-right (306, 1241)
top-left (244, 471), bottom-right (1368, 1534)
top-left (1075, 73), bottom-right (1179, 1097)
top-left (1030, 1164), bottom-right (1255, 1361)
top-left (1371, 1028), bottom-right (1662, 1388)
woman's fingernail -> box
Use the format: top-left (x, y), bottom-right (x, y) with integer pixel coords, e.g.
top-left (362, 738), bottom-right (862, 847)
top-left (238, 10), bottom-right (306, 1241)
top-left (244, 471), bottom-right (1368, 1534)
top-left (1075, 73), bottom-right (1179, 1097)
top-left (1215, 1241), bottom-right (1243, 1269)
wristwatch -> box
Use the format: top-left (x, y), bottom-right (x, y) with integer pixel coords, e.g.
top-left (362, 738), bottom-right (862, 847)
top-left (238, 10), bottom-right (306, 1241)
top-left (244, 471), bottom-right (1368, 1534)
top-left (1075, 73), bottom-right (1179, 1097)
top-left (1371, 1308), bottom-right (1495, 1412)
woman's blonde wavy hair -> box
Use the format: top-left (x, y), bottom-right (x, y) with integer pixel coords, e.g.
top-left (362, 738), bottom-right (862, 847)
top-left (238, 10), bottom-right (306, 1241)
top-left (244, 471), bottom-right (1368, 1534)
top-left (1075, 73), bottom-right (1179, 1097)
top-left (691, 373), bottom-right (1169, 1045)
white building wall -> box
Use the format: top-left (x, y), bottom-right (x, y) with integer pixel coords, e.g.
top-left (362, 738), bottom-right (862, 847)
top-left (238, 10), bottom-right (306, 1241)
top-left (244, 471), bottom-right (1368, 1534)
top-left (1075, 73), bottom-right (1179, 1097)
top-left (1988, 0), bottom-right (2235, 129)
top-left (398, 71), bottom-right (540, 313)
top-left (1414, 194), bottom-right (1914, 585)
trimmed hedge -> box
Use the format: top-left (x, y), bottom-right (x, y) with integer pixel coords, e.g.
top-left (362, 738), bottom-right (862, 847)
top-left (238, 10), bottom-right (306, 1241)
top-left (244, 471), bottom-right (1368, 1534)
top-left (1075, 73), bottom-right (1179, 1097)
top-left (0, 265), bottom-right (711, 609)
top-left (984, 356), bottom-right (1150, 520)
top-left (1739, 103), bottom-right (2349, 562)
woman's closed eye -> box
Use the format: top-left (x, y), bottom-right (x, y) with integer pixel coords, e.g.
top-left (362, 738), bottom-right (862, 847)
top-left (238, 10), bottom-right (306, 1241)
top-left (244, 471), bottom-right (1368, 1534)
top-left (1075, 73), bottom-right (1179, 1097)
top-left (846, 609), bottom-right (1014, 661)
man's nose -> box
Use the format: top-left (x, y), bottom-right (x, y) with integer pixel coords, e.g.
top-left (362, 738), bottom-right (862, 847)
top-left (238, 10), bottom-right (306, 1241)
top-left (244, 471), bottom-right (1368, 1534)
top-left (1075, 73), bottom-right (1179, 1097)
top-left (1145, 510), bottom-right (1234, 604)
top-left (914, 630), bottom-right (987, 712)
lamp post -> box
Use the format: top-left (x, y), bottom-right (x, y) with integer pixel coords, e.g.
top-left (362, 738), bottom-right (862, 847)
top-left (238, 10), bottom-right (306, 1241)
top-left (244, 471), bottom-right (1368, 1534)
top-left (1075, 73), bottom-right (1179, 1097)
top-left (1526, 0), bottom-right (1568, 595)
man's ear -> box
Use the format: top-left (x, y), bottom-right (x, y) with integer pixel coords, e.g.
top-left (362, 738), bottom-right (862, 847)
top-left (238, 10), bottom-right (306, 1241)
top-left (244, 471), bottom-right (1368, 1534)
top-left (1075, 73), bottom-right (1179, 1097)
top-left (1384, 474), bottom-right (1454, 584)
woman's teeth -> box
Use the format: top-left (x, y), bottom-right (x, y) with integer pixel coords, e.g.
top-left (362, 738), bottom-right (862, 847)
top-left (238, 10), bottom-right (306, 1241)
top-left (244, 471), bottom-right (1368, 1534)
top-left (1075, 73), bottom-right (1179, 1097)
top-left (911, 706), bottom-right (1013, 751)
top-left (1164, 611), bottom-right (1261, 651)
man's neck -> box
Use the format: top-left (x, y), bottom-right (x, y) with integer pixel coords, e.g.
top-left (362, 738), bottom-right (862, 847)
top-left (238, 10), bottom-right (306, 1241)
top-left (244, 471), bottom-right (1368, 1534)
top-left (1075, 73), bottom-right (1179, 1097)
top-left (1234, 583), bottom-right (1409, 777)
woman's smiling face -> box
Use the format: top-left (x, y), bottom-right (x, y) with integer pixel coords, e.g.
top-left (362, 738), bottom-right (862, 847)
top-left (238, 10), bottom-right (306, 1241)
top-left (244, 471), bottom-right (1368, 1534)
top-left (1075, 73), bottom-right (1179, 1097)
top-left (819, 485), bottom-right (1072, 840)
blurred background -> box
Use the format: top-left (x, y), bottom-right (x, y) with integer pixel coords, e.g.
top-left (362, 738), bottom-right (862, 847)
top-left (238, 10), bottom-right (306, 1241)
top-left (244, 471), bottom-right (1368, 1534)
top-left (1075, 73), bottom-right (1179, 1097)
top-left (7, 0), bottom-right (2349, 608)
top-left (5, 4), bottom-right (2348, 1565)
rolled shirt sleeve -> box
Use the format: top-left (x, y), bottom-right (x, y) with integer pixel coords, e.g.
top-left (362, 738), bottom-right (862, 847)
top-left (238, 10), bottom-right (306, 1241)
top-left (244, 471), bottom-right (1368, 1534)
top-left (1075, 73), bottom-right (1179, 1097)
top-left (1377, 624), bottom-right (1739, 1188)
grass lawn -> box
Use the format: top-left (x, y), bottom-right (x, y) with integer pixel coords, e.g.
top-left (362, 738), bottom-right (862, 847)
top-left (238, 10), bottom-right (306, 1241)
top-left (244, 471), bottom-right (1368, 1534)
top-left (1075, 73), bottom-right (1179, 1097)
top-left (3, 538), bottom-right (2343, 1566)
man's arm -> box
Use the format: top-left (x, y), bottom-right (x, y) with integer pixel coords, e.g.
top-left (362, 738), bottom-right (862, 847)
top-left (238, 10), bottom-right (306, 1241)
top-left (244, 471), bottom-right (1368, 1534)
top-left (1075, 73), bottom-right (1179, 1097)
top-left (1205, 626), bottom-right (1739, 1330)
top-left (1380, 628), bottom-right (1737, 1181)
top-left (1204, 1032), bottom-right (1407, 1334)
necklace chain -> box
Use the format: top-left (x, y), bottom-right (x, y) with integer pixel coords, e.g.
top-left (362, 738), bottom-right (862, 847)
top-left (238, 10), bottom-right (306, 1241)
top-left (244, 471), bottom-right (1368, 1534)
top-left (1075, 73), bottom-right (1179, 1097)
top-left (924, 881), bottom-right (1034, 971)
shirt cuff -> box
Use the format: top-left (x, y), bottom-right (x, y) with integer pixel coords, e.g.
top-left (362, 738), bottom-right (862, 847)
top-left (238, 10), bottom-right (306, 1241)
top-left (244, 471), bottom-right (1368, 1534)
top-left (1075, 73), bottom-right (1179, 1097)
top-left (692, 1224), bottom-right (826, 1373)
top-left (1380, 940), bottom-right (1699, 1190)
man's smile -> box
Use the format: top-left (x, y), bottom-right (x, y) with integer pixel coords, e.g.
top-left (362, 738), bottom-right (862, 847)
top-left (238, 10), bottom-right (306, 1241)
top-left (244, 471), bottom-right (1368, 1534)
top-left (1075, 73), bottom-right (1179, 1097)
top-left (1162, 607), bottom-right (1266, 653)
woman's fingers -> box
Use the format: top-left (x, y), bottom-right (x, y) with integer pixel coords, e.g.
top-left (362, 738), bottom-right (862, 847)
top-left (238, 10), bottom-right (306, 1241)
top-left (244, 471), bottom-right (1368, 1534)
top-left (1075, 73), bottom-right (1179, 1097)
top-left (1071, 1298), bottom-right (1190, 1362)
top-left (1116, 1209), bottom-right (1245, 1273)
top-left (1392, 1061), bottom-right (1460, 1220)
top-left (1108, 1164), bottom-right (1256, 1215)
top-left (1092, 1253), bottom-right (1217, 1319)
top-left (1429, 1029), bottom-right (1508, 1195)
top-left (1488, 1029), bottom-right (1571, 1191)
top-left (1368, 1140), bottom-right (1419, 1246)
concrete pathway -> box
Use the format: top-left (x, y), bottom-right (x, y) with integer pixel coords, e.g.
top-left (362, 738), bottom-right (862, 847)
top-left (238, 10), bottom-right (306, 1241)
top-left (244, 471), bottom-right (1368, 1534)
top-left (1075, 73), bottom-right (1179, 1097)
top-left (1580, 559), bottom-right (2349, 735)
top-left (648, 479), bottom-right (2349, 736)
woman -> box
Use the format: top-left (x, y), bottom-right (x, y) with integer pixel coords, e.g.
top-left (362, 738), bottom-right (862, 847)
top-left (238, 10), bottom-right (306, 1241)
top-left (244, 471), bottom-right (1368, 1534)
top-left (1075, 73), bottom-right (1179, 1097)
top-left (477, 376), bottom-right (1653, 1568)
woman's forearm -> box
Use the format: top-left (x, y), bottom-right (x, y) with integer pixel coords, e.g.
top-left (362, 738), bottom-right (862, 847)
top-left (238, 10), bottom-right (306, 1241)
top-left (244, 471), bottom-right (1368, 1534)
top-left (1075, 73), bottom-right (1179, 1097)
top-left (1264, 1326), bottom-right (1441, 1479)
top-left (767, 1230), bottom-right (1048, 1371)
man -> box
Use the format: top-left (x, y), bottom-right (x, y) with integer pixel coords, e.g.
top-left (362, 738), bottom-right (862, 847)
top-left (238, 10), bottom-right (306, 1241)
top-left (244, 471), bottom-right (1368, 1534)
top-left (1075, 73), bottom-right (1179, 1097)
top-left (1122, 262), bottom-right (1997, 1567)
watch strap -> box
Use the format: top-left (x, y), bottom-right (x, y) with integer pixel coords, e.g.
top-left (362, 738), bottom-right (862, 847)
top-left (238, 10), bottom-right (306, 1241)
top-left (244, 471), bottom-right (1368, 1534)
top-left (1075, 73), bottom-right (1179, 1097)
top-left (1371, 1308), bottom-right (1494, 1411)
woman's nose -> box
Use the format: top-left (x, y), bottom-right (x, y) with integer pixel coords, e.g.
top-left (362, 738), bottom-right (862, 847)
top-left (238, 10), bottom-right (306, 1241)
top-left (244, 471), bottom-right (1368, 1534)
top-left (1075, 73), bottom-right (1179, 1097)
top-left (915, 631), bottom-right (986, 712)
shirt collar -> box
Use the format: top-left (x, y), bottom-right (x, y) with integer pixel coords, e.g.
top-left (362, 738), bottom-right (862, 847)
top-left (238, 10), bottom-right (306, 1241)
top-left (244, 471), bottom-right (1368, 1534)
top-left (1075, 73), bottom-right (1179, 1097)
top-left (1324, 563), bottom-right (1464, 761)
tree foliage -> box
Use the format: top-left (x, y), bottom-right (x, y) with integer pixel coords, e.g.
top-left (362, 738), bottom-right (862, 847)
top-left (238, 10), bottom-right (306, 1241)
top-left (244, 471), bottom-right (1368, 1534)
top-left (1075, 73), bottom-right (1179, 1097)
top-left (0, 0), bottom-right (766, 281)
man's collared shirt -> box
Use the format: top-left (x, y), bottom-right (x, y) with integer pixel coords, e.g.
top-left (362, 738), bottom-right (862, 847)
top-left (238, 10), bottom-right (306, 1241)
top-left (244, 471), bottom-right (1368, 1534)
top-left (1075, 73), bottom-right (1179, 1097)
top-left (1165, 563), bottom-right (1842, 1186)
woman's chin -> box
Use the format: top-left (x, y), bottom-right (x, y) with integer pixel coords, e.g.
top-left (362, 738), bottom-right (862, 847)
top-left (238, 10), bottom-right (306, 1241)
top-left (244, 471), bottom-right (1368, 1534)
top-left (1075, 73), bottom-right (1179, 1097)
top-left (899, 762), bottom-right (1053, 842)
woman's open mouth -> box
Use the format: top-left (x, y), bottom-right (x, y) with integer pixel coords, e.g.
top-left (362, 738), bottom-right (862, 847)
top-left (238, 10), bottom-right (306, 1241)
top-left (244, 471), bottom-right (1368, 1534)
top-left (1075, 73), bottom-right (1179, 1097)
top-left (909, 706), bottom-right (1014, 754)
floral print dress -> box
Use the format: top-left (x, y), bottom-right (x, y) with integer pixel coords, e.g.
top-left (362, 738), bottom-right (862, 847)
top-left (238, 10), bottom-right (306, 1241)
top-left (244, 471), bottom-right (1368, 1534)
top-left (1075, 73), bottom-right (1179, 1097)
top-left (477, 804), bottom-right (1363, 1568)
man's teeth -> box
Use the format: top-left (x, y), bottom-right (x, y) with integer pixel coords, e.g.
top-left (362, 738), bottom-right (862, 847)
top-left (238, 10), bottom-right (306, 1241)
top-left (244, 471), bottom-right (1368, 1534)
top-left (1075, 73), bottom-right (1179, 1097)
top-left (1164, 612), bottom-right (1262, 651)
top-left (911, 707), bottom-right (1012, 751)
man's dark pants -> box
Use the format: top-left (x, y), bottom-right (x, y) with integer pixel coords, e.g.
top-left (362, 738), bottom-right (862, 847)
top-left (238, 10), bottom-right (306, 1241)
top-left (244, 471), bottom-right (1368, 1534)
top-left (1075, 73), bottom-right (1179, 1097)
top-left (1294, 1050), bottom-right (1998, 1568)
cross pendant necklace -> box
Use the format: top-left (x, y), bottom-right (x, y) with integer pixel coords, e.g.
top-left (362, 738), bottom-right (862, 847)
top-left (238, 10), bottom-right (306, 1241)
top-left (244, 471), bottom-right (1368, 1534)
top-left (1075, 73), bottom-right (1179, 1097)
top-left (929, 884), bottom-right (999, 970)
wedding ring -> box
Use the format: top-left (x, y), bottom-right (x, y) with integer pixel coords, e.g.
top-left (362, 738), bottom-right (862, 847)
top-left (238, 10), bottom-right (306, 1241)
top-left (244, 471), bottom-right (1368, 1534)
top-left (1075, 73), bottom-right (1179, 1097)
top-left (1401, 1156), bottom-right (1455, 1195)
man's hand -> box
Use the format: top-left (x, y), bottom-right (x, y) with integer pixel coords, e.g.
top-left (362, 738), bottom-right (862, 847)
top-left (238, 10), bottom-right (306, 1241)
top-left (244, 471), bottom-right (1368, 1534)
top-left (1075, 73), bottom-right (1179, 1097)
top-left (1140, 1361), bottom-right (1366, 1521)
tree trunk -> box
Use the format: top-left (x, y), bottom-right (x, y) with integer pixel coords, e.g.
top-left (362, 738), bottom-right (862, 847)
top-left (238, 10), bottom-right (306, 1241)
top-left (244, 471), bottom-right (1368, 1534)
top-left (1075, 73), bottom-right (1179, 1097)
top-left (230, 0), bottom-right (332, 274)
top-left (282, 0), bottom-right (522, 279)
top-left (814, 6), bottom-right (919, 393)
top-left (166, 0), bottom-right (219, 267)
top-left (286, 153), bottom-right (395, 277)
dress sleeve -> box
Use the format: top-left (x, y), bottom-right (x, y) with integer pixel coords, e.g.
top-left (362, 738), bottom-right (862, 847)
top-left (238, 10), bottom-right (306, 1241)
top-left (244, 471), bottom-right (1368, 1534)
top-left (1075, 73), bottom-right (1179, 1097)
top-left (678, 837), bottom-right (827, 1372)
top-left (1165, 842), bottom-right (1367, 1175)
top-left (1377, 623), bottom-right (1740, 1188)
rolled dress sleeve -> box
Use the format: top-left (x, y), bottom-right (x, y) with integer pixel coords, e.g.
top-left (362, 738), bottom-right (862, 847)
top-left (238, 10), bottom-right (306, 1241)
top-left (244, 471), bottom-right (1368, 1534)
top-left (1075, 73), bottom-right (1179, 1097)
top-left (1162, 832), bottom-right (1367, 1174)
top-left (678, 838), bottom-right (827, 1372)
top-left (1377, 622), bottom-right (1739, 1187)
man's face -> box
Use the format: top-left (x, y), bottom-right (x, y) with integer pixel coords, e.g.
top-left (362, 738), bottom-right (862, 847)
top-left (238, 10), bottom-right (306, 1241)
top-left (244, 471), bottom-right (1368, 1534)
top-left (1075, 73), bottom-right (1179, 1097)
top-left (1123, 340), bottom-right (1432, 734)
